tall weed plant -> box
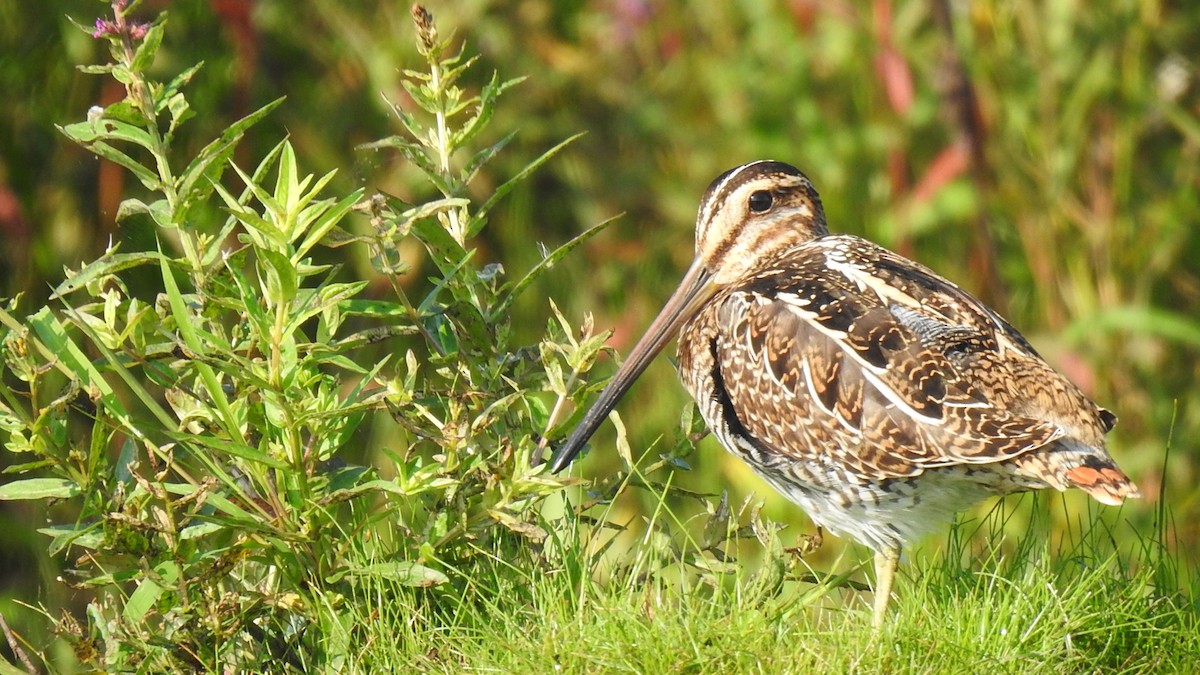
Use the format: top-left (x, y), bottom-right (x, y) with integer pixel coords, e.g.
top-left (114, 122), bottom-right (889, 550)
top-left (0, 2), bottom-right (604, 670)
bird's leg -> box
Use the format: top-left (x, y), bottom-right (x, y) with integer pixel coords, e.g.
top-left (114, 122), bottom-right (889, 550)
top-left (872, 545), bottom-right (901, 631)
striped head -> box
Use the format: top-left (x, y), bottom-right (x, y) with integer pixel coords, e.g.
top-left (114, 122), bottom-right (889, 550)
top-left (550, 161), bottom-right (829, 472)
top-left (694, 161), bottom-right (830, 285)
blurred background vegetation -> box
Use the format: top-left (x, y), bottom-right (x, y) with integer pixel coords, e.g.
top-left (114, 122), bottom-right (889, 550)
top-left (2, 0), bottom-right (1198, 657)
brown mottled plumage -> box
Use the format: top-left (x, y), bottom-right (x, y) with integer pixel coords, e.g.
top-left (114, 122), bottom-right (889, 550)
top-left (550, 161), bottom-right (1139, 629)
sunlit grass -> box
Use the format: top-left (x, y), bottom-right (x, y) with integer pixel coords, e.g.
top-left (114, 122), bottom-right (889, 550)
top-left (340, 468), bottom-right (1200, 672)
top-left (340, 489), bottom-right (1198, 673)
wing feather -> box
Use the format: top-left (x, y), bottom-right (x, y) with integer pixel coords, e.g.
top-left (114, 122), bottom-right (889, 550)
top-left (708, 236), bottom-right (1064, 479)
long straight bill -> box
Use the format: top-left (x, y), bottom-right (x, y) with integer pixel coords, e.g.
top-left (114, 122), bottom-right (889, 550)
top-left (549, 261), bottom-right (717, 473)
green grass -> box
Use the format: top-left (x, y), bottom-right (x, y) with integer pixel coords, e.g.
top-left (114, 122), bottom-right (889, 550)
top-left (336, 491), bottom-right (1198, 674)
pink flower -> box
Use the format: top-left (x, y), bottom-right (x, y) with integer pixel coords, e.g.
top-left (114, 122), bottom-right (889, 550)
top-left (90, 16), bottom-right (149, 41)
top-left (92, 18), bottom-right (118, 38)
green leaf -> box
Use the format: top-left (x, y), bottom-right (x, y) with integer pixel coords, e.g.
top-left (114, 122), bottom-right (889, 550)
top-left (158, 243), bottom-right (246, 444)
top-left (401, 79), bottom-right (438, 114)
top-left (472, 132), bottom-right (584, 235)
top-left (77, 63), bottom-right (116, 75)
top-left (490, 509), bottom-right (548, 543)
top-left (611, 411), bottom-right (634, 471)
top-left (180, 522), bottom-right (225, 540)
top-left (294, 189), bottom-right (365, 263)
top-left (257, 248), bottom-right (299, 305)
top-left (287, 281), bottom-right (368, 335)
top-left (177, 97), bottom-right (285, 210)
top-left (114, 197), bottom-right (174, 227)
top-left (224, 255), bottom-right (273, 345)
top-left (65, 117), bottom-right (157, 151)
top-left (123, 560), bottom-right (179, 623)
top-left (412, 253), bottom-right (494, 355)
top-left (438, 53), bottom-right (480, 90)
top-left (161, 431), bottom-right (288, 469)
top-left (165, 92), bottom-right (194, 139)
top-left (463, 131), bottom-right (515, 186)
top-left (337, 299), bottom-right (409, 319)
top-left (57, 124), bottom-right (161, 190)
top-left (131, 16), bottom-right (168, 72)
top-left (274, 141), bottom-right (300, 219)
top-left (359, 136), bottom-right (453, 194)
top-left (38, 523), bottom-right (104, 555)
top-left (55, 301), bottom-right (195, 453)
top-left (314, 353), bottom-right (368, 373)
top-left (102, 100), bottom-right (146, 126)
top-left (0, 657), bottom-right (30, 675)
top-left (456, 73), bottom-right (524, 150)
top-left (229, 159), bottom-right (284, 225)
top-left (0, 478), bottom-right (80, 500)
top-left (214, 181), bottom-right (281, 249)
top-left (159, 62), bottom-right (204, 105)
top-left (52, 251), bottom-right (165, 298)
top-left (331, 561), bottom-right (448, 587)
top-left (27, 307), bottom-right (133, 422)
top-left (411, 213), bottom-right (470, 276)
top-left (494, 215), bottom-right (617, 318)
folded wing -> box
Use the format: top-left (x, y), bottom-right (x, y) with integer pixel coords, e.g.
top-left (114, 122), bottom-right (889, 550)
top-left (711, 236), bottom-right (1069, 479)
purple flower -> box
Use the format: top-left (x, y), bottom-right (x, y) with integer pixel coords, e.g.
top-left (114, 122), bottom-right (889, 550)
top-left (90, 15), bottom-right (149, 41)
top-left (92, 18), bottom-right (118, 38)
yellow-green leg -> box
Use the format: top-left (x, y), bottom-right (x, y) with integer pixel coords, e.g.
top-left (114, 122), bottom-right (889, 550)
top-left (872, 546), bottom-right (901, 631)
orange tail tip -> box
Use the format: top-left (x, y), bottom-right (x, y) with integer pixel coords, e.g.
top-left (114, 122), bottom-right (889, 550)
top-left (1065, 465), bottom-right (1142, 506)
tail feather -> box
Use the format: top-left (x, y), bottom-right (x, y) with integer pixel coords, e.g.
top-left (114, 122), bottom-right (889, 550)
top-left (1064, 463), bottom-right (1141, 505)
top-left (1012, 438), bottom-right (1140, 505)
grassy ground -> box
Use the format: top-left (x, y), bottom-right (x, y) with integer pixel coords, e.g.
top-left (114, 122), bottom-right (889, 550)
top-left (339, 491), bottom-right (1198, 674)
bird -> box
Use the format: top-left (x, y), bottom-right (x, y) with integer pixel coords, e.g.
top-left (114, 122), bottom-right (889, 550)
top-left (549, 160), bottom-right (1140, 629)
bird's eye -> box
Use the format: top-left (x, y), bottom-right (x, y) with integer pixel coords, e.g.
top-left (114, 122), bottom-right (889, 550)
top-left (748, 190), bottom-right (774, 213)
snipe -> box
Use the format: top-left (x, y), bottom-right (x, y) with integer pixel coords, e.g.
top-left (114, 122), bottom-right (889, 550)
top-left (549, 160), bottom-right (1140, 629)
